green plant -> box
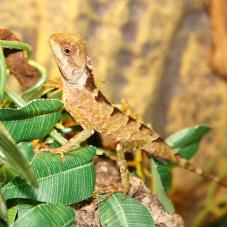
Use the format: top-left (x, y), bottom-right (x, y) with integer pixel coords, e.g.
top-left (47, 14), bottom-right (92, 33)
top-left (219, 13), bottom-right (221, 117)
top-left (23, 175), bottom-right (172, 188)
top-left (0, 38), bottom-right (210, 226)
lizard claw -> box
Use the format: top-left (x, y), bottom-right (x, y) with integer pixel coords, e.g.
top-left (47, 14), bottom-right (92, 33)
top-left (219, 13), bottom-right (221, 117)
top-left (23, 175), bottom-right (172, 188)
top-left (51, 147), bottom-right (66, 161)
top-left (121, 184), bottom-right (130, 198)
top-left (34, 145), bottom-right (67, 161)
top-left (34, 144), bottom-right (51, 157)
top-left (93, 185), bottom-right (124, 206)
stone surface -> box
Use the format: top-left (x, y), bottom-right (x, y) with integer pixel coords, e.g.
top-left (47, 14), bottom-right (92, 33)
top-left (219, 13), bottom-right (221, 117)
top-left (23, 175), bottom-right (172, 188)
top-left (75, 159), bottom-right (184, 227)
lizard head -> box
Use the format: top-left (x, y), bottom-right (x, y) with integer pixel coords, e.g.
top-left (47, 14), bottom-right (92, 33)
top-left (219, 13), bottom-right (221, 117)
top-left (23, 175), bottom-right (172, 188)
top-left (49, 33), bottom-right (87, 84)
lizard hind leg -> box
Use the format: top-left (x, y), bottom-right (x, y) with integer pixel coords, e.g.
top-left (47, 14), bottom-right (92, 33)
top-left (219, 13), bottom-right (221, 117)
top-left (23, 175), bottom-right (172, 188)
top-left (116, 143), bottom-right (131, 196)
top-left (115, 140), bottom-right (148, 195)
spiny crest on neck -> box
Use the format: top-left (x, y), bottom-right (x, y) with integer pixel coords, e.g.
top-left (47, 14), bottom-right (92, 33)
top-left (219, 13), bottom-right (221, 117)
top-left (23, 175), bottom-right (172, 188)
top-left (84, 64), bottom-right (111, 105)
top-left (84, 64), bottom-right (96, 91)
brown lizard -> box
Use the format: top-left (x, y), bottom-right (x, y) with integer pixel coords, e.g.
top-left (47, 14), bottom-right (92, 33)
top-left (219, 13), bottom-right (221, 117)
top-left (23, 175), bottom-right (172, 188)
top-left (48, 33), bottom-right (227, 194)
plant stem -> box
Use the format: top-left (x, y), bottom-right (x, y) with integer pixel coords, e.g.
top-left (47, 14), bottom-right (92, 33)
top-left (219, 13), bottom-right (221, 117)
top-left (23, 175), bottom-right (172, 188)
top-left (0, 40), bottom-right (32, 58)
top-left (5, 87), bottom-right (26, 107)
top-left (50, 129), bottom-right (67, 145)
top-left (22, 60), bottom-right (48, 95)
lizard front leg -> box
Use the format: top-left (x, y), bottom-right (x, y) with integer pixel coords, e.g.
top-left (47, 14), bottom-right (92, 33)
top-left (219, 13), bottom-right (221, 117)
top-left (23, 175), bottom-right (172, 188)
top-left (37, 129), bottom-right (94, 159)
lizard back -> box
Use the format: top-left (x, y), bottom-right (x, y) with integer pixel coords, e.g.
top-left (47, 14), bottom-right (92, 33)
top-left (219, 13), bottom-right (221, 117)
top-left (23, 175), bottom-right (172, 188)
top-left (49, 33), bottom-right (227, 188)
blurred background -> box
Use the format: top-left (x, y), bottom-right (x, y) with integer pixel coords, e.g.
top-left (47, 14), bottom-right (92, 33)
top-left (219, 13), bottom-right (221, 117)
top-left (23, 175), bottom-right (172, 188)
top-left (1, 0), bottom-right (227, 226)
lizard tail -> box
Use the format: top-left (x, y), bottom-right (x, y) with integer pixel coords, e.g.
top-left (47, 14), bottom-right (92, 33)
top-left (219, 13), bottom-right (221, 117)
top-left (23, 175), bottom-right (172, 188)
top-left (173, 155), bottom-right (227, 188)
top-left (145, 139), bottom-right (227, 188)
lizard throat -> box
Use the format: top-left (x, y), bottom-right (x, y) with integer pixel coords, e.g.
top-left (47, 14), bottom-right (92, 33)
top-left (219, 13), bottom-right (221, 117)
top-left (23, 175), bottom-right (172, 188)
top-left (60, 66), bottom-right (89, 89)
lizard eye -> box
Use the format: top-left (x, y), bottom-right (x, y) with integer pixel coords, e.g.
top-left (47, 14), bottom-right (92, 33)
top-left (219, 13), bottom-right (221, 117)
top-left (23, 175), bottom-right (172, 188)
top-left (63, 45), bottom-right (74, 56)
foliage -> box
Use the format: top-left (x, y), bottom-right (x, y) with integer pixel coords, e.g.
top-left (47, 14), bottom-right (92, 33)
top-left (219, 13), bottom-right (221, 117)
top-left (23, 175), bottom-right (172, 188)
top-left (150, 124), bottom-right (210, 212)
top-left (13, 203), bottom-right (75, 227)
top-left (3, 146), bottom-right (96, 204)
top-left (0, 99), bottom-right (63, 142)
top-left (151, 159), bottom-right (174, 213)
top-left (166, 124), bottom-right (210, 159)
top-left (0, 36), bottom-right (211, 226)
top-left (98, 193), bottom-right (155, 227)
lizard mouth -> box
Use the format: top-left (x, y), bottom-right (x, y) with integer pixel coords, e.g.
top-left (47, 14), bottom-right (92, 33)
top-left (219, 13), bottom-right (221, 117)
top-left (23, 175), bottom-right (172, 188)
top-left (49, 35), bottom-right (56, 48)
top-left (49, 39), bottom-right (61, 67)
top-left (49, 37), bottom-right (77, 84)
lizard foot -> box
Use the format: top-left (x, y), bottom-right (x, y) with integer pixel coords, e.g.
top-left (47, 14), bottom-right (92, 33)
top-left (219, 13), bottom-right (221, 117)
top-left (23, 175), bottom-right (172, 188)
top-left (94, 191), bottom-right (115, 205)
top-left (51, 147), bottom-right (67, 161)
top-left (34, 145), bottom-right (67, 161)
top-left (121, 182), bottom-right (131, 197)
top-left (93, 185), bottom-right (126, 206)
top-left (34, 144), bottom-right (51, 157)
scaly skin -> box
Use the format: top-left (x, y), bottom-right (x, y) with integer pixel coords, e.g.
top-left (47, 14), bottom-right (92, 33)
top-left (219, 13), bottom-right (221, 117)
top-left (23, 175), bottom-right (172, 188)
top-left (49, 33), bottom-right (227, 193)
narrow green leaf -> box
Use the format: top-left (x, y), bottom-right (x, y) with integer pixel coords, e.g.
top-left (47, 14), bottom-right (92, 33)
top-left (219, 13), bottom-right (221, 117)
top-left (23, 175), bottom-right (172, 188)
top-left (155, 161), bottom-right (172, 193)
top-left (166, 124), bottom-right (210, 148)
top-left (0, 166), bottom-right (17, 186)
top-left (12, 203), bottom-right (75, 227)
top-left (0, 45), bottom-right (7, 101)
top-left (0, 123), bottom-right (38, 187)
top-left (0, 99), bottom-right (63, 142)
top-left (98, 192), bottom-right (155, 227)
top-left (151, 159), bottom-right (174, 213)
top-left (3, 146), bottom-right (96, 204)
top-left (8, 205), bottom-right (18, 224)
top-left (0, 190), bottom-right (7, 223)
top-left (17, 142), bottom-right (35, 162)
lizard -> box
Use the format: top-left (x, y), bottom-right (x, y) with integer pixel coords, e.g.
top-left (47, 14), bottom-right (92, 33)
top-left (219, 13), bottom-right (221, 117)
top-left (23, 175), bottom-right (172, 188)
top-left (48, 33), bottom-right (227, 194)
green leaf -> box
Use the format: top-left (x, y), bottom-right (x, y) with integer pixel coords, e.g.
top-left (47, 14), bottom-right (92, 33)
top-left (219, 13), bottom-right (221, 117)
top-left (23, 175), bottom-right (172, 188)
top-left (166, 124), bottom-right (210, 160)
top-left (12, 203), bottom-right (75, 227)
top-left (155, 160), bottom-right (172, 193)
top-left (17, 203), bottom-right (38, 218)
top-left (8, 205), bottom-right (18, 224)
top-left (166, 124), bottom-right (210, 148)
top-left (0, 123), bottom-right (38, 187)
top-left (0, 99), bottom-right (63, 142)
top-left (178, 142), bottom-right (199, 160)
top-left (151, 159), bottom-right (174, 213)
top-left (98, 192), bottom-right (155, 227)
top-left (3, 146), bottom-right (96, 204)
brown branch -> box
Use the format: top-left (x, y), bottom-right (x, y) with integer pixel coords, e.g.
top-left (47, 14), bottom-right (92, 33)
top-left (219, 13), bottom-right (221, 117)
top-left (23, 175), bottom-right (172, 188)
top-left (0, 28), bottom-right (40, 91)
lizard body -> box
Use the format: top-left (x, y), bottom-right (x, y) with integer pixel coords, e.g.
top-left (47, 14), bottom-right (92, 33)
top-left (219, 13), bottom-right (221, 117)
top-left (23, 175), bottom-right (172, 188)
top-left (49, 33), bottom-right (227, 193)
